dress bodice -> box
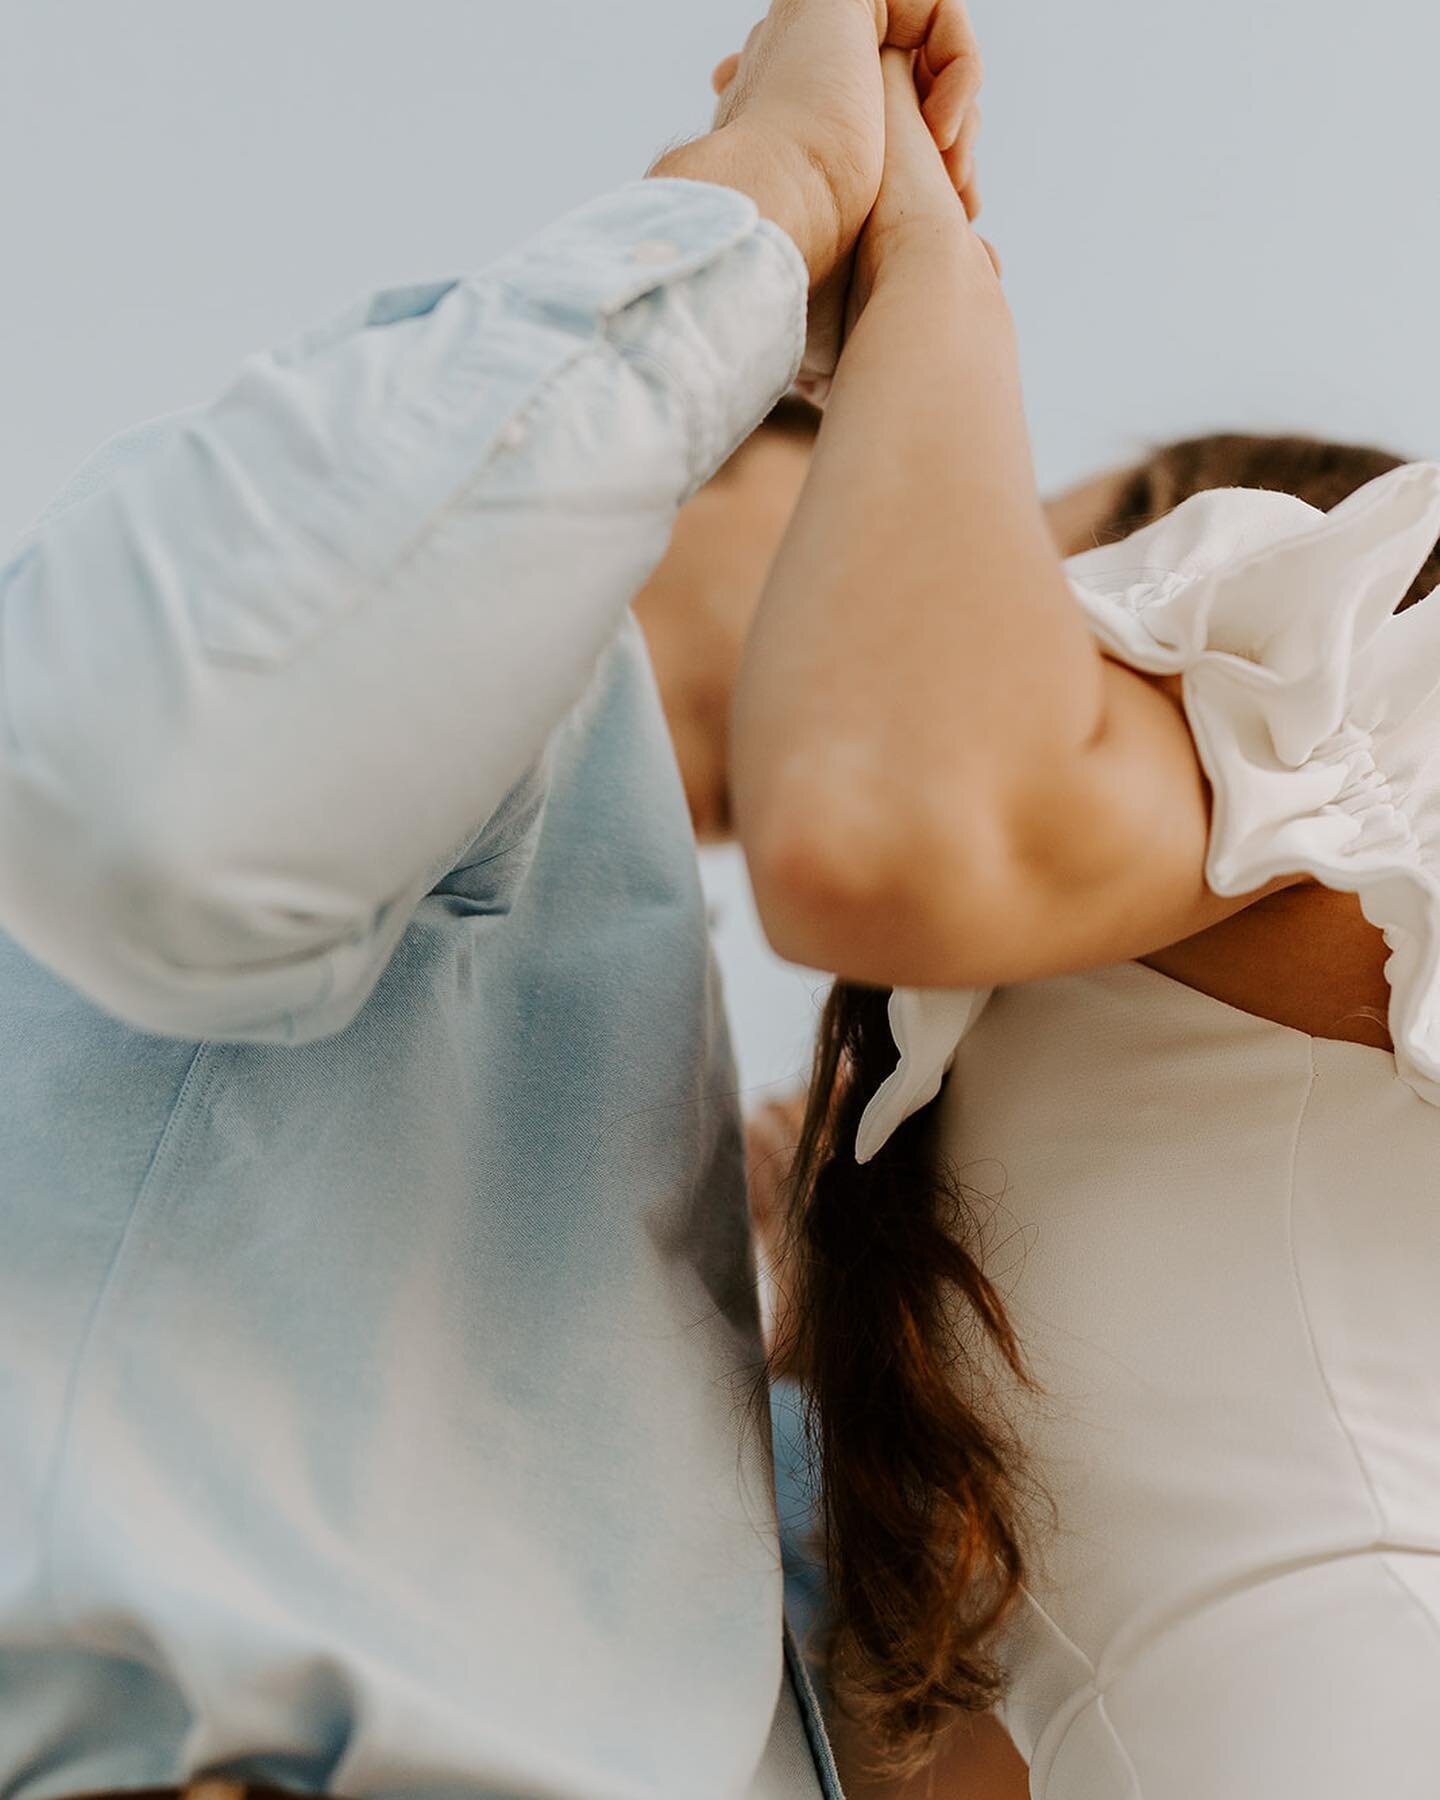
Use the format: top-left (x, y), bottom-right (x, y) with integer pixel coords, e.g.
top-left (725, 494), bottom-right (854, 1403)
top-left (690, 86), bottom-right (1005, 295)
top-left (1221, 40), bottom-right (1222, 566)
top-left (938, 961), bottom-right (1440, 1796)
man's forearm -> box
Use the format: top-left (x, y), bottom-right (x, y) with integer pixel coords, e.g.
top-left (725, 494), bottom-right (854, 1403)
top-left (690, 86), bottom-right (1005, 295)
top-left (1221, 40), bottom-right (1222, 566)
top-left (651, 124), bottom-right (828, 288)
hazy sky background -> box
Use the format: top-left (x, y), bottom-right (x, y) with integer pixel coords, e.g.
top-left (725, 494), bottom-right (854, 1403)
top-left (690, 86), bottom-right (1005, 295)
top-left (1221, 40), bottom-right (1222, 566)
top-left (4, 0), bottom-right (1436, 1091)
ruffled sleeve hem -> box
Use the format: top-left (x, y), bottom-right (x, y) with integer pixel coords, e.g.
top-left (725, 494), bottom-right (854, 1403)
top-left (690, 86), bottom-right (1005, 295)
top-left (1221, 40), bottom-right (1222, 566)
top-left (855, 463), bottom-right (1440, 1162)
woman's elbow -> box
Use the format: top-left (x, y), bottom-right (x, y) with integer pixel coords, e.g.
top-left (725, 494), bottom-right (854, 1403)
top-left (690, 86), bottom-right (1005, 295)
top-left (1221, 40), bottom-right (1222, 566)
top-left (740, 774), bottom-right (1012, 984)
top-left (743, 809), bottom-right (897, 973)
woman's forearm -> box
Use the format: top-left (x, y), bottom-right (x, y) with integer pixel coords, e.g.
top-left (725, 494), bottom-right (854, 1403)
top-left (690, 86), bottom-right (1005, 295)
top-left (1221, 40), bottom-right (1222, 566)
top-left (731, 230), bottom-right (1115, 973)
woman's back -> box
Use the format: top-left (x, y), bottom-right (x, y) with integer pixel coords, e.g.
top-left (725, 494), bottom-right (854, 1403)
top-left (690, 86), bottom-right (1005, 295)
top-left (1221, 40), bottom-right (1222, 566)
top-left (934, 959), bottom-right (1440, 1797)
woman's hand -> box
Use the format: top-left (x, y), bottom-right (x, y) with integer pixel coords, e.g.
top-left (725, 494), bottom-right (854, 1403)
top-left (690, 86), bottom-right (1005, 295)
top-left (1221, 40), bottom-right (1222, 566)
top-left (701, 0), bottom-right (986, 399)
top-left (850, 47), bottom-right (1001, 324)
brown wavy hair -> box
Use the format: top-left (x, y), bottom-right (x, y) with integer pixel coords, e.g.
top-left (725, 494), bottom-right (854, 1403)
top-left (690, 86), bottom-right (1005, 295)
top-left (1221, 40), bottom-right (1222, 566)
top-left (775, 431), bottom-right (1440, 1773)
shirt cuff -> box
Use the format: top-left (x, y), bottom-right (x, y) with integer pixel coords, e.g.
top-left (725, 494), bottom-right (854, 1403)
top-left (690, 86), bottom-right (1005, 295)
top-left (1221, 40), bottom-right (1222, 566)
top-left (487, 178), bottom-right (809, 487)
top-left (488, 177), bottom-right (807, 327)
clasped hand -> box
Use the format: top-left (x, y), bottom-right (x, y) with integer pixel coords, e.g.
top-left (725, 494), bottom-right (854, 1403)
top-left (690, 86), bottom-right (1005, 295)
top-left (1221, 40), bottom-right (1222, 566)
top-left (711, 0), bottom-right (995, 399)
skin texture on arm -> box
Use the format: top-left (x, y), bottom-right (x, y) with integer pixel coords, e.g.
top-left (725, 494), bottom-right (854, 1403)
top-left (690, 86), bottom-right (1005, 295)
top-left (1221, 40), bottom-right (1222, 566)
top-left (732, 53), bottom-right (1295, 990)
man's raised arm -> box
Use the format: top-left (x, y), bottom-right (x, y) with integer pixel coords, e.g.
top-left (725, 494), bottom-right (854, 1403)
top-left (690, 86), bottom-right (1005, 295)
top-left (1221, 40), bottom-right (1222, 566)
top-left (0, 176), bottom-right (806, 1044)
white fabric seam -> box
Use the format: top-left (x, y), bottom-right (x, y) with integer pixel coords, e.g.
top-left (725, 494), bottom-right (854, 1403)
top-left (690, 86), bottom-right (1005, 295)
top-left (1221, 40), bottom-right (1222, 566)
top-left (1283, 1039), bottom-right (1392, 1538)
top-left (1093, 1692), bottom-right (1146, 1800)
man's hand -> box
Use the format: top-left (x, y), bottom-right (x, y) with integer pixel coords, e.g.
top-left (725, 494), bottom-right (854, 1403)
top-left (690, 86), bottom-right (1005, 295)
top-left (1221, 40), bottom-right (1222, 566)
top-left (711, 0), bottom-right (984, 207)
top-left (651, 0), bottom-right (983, 398)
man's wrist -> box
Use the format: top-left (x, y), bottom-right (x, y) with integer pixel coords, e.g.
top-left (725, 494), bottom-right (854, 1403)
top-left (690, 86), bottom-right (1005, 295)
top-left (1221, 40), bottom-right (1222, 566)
top-left (649, 124), bottom-right (834, 289)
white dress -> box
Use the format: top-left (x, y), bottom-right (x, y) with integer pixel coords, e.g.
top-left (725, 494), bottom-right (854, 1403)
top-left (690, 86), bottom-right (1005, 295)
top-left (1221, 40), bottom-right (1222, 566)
top-left (854, 465), bottom-right (1440, 1799)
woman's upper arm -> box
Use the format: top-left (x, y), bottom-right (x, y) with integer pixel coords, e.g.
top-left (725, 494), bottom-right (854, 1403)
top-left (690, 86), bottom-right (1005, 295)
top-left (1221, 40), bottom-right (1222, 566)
top-left (977, 656), bottom-right (1281, 982)
top-left (752, 655), bottom-right (1281, 992)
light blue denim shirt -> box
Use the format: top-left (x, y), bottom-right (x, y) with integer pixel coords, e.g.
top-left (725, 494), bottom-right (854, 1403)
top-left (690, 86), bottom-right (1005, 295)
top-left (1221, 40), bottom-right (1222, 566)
top-left (0, 180), bottom-right (838, 1799)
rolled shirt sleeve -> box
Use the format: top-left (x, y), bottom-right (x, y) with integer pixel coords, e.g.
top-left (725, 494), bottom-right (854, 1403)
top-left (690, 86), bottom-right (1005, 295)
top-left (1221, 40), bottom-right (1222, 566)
top-left (0, 178), bottom-right (806, 1042)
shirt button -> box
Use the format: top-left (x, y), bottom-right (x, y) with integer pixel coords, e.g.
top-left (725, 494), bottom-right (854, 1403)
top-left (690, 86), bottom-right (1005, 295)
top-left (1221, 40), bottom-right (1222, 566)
top-left (631, 239), bottom-right (680, 266)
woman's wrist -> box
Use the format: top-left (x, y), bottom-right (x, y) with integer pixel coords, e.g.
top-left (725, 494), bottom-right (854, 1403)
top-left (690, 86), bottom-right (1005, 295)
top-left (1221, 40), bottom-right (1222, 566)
top-left (853, 218), bottom-right (1002, 323)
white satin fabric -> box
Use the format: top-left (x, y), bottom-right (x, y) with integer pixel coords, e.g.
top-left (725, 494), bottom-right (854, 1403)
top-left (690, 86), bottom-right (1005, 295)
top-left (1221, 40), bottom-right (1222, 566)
top-left (858, 469), bottom-right (1440, 1795)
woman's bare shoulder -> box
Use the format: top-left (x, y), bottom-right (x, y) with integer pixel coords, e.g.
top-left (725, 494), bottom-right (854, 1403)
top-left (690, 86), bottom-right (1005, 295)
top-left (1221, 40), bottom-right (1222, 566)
top-left (1141, 883), bottom-right (1393, 1050)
